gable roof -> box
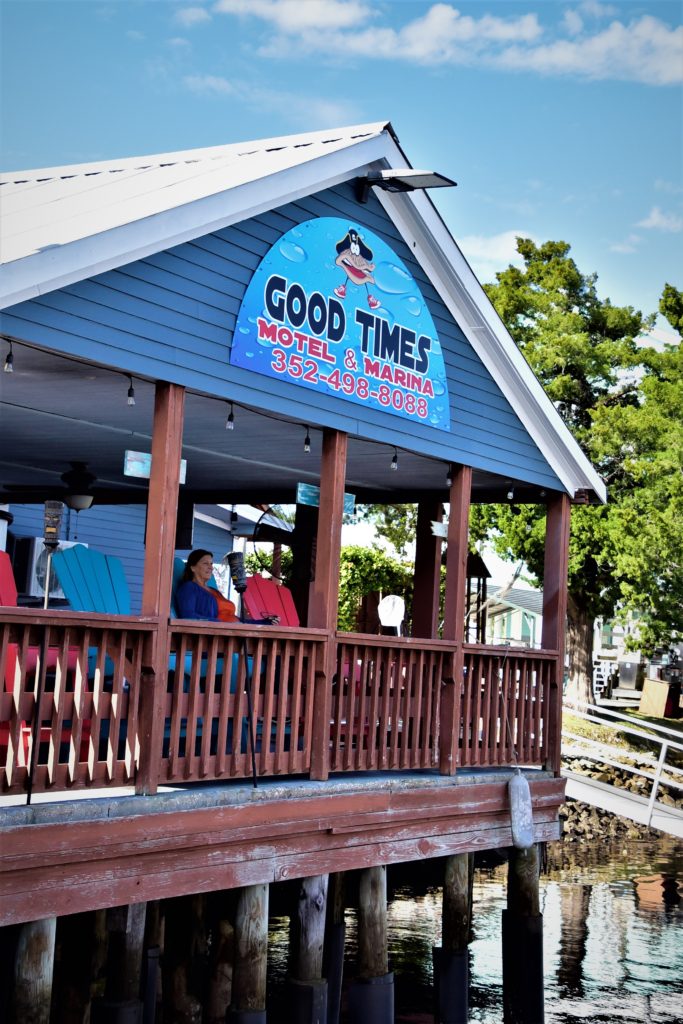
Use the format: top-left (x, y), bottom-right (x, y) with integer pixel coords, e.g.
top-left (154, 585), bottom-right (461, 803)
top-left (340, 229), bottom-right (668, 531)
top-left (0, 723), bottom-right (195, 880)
top-left (0, 121), bottom-right (606, 502)
top-left (487, 585), bottom-right (545, 618)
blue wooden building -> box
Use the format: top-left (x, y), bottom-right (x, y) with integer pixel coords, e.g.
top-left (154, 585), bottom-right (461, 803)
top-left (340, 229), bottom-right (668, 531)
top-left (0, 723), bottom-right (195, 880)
top-left (0, 122), bottom-right (604, 1023)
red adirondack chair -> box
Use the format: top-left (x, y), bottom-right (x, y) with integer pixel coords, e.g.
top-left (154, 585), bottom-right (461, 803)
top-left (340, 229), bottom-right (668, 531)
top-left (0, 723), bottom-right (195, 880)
top-left (242, 574), bottom-right (300, 626)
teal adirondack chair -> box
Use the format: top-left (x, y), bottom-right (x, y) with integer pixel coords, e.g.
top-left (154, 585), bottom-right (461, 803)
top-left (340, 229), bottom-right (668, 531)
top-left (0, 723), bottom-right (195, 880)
top-left (52, 545), bottom-right (131, 614)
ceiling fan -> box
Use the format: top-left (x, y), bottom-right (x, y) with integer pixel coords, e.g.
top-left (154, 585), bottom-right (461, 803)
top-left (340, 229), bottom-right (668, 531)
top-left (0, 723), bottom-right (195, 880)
top-left (3, 461), bottom-right (98, 509)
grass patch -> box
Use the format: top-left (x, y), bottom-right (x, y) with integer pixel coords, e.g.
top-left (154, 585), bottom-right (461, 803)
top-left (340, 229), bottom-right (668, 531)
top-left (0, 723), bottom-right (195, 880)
top-left (562, 708), bottom-right (683, 766)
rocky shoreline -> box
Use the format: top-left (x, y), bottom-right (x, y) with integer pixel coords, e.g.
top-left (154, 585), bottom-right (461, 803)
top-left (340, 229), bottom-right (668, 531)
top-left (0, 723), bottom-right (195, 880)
top-left (559, 754), bottom-right (682, 843)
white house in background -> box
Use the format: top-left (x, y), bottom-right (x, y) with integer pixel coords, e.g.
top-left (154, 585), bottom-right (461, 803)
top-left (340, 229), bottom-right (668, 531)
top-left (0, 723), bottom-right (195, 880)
top-left (484, 585), bottom-right (544, 649)
top-left (483, 587), bottom-right (657, 694)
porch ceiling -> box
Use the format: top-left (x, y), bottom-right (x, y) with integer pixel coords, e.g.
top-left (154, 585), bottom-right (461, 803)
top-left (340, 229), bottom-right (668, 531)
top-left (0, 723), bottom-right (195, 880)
top-left (0, 341), bottom-right (549, 508)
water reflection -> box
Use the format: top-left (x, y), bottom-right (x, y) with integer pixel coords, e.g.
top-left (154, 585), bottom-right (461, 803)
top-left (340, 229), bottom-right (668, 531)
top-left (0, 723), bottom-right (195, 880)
top-left (266, 838), bottom-right (682, 1023)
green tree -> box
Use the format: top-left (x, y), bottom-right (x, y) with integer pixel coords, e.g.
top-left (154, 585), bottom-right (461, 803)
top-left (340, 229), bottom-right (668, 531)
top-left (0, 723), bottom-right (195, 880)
top-left (337, 545), bottom-right (413, 631)
top-left (357, 504), bottom-right (417, 557)
top-left (476, 240), bottom-right (682, 703)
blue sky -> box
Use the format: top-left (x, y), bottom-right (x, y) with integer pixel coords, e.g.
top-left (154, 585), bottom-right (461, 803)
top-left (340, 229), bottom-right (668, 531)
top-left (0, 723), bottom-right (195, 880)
top-left (2, 0), bottom-right (682, 339)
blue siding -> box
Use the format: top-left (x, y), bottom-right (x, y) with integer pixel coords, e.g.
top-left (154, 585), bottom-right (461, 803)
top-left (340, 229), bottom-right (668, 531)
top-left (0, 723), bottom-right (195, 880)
top-left (8, 505), bottom-right (234, 612)
top-left (8, 504), bottom-right (147, 612)
top-left (1, 182), bottom-right (562, 489)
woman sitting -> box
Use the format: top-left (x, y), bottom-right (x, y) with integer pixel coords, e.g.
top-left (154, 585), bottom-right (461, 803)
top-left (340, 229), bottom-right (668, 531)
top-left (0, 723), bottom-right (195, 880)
top-left (176, 549), bottom-right (279, 624)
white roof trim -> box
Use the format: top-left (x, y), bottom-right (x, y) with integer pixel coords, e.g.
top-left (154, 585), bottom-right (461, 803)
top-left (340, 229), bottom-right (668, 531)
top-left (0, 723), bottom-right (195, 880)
top-left (1, 125), bottom-right (395, 307)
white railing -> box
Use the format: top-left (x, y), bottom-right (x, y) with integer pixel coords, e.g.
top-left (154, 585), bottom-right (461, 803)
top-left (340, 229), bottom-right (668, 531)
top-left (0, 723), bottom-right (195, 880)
top-left (562, 699), bottom-right (683, 827)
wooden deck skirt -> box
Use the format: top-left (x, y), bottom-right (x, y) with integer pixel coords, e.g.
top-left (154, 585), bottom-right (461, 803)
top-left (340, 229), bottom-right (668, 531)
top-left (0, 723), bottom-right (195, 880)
top-left (0, 771), bottom-right (565, 926)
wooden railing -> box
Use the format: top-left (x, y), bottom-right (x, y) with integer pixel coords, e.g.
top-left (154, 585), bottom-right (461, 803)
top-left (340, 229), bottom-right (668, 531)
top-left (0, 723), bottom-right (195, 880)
top-left (330, 634), bottom-right (455, 773)
top-left (0, 609), bottom-right (157, 794)
top-left (161, 623), bottom-right (327, 783)
top-left (460, 644), bottom-right (557, 767)
top-left (0, 613), bottom-right (560, 795)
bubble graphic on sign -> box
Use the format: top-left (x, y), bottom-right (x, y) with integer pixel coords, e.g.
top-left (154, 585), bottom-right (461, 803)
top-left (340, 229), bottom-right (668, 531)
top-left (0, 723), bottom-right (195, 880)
top-left (279, 242), bottom-right (307, 263)
top-left (374, 261), bottom-right (412, 295)
top-left (402, 295), bottom-right (423, 317)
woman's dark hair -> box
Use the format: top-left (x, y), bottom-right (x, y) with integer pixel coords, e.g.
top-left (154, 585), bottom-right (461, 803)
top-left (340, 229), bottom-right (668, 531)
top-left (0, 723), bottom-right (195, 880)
top-left (180, 549), bottom-right (213, 584)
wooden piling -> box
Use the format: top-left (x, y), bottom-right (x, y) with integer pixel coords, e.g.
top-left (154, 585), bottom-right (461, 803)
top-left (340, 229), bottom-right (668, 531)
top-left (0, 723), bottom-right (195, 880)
top-left (434, 853), bottom-right (473, 1024)
top-left (323, 872), bottom-right (346, 1024)
top-left (162, 895), bottom-right (204, 1023)
top-left (51, 909), bottom-right (107, 1024)
top-left (348, 866), bottom-right (393, 1024)
top-left (289, 874), bottom-right (328, 1023)
top-left (228, 883), bottom-right (269, 1024)
top-left (11, 916), bottom-right (56, 1024)
top-left (503, 844), bottom-right (544, 1024)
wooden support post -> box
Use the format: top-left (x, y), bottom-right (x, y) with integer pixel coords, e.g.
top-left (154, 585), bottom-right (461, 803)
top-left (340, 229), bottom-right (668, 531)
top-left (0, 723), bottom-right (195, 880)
top-left (136, 381), bottom-right (185, 796)
top-left (161, 895), bottom-right (204, 1024)
top-left (229, 884), bottom-right (269, 1024)
top-left (412, 499), bottom-right (443, 639)
top-left (348, 866), bottom-right (393, 1024)
top-left (323, 873), bottom-right (346, 1024)
top-left (541, 494), bottom-right (571, 775)
top-left (91, 903), bottom-right (146, 1022)
top-left (11, 917), bottom-right (56, 1024)
top-left (440, 466), bottom-right (472, 775)
top-left (207, 918), bottom-right (234, 1024)
top-left (433, 853), bottom-right (473, 1024)
top-left (290, 504), bottom-right (319, 627)
top-left (309, 429), bottom-right (347, 782)
top-left (51, 909), bottom-right (107, 1024)
top-left (289, 875), bottom-right (329, 1023)
top-left (503, 845), bottom-right (544, 1024)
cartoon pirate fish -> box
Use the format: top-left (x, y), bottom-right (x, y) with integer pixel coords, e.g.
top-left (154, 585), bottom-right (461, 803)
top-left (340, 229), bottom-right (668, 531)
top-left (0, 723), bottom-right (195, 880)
top-left (334, 228), bottom-right (381, 309)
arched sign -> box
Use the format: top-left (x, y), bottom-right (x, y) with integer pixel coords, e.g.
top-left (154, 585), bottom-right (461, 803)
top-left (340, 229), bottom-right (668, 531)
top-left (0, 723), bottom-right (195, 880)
top-left (230, 217), bottom-right (450, 431)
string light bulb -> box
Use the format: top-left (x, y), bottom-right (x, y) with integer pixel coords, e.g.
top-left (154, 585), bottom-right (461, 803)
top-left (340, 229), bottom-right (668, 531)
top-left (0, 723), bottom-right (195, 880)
top-left (3, 341), bottom-right (13, 373)
top-left (303, 427), bottom-right (311, 453)
top-left (507, 487), bottom-right (515, 502)
top-left (446, 464), bottom-right (453, 487)
top-left (127, 375), bottom-right (136, 406)
top-left (225, 402), bottom-right (235, 430)
top-left (390, 447), bottom-right (398, 471)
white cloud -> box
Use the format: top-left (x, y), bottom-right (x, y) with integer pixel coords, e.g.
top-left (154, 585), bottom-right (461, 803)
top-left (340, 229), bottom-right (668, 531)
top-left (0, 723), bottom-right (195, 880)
top-left (609, 234), bottom-right (641, 254)
top-left (127, 30), bottom-right (144, 41)
top-left (495, 16), bottom-right (683, 86)
top-left (213, 0), bottom-right (373, 32)
top-left (181, 72), bottom-right (356, 125)
top-left (175, 7), bottom-right (211, 28)
top-left (211, 3), bottom-right (682, 86)
top-left (637, 206), bottom-right (683, 232)
top-left (184, 74), bottom-right (235, 95)
top-left (579, 0), bottom-right (618, 18)
top-left (168, 37), bottom-right (191, 48)
top-left (457, 229), bottom-right (534, 284)
top-left (563, 10), bottom-right (583, 36)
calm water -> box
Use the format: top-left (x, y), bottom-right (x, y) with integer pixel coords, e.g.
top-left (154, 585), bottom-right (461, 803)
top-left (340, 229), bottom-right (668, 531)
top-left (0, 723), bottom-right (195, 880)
top-left (267, 837), bottom-right (683, 1023)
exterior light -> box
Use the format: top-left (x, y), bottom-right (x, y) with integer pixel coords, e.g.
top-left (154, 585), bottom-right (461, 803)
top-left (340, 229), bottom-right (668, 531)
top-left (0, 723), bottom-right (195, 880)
top-left (356, 168), bottom-right (457, 204)
top-left (127, 375), bottom-right (136, 406)
top-left (225, 402), bottom-right (235, 430)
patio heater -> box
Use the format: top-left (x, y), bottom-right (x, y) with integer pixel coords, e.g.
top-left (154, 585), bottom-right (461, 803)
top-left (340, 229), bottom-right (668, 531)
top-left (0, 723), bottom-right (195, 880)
top-left (26, 501), bottom-right (65, 804)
